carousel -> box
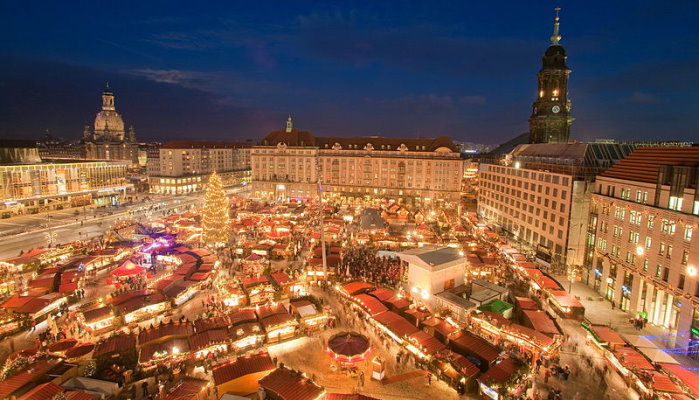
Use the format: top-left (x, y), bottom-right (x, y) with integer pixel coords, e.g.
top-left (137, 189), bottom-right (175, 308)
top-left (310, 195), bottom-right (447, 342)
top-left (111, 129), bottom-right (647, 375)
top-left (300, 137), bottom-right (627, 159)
top-left (326, 331), bottom-right (372, 371)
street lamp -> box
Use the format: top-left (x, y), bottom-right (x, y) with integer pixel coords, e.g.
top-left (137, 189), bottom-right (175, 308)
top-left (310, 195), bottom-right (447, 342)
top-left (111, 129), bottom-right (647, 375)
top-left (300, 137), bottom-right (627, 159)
top-left (45, 231), bottom-right (57, 247)
top-left (688, 265), bottom-right (697, 277)
top-left (566, 247), bottom-right (576, 293)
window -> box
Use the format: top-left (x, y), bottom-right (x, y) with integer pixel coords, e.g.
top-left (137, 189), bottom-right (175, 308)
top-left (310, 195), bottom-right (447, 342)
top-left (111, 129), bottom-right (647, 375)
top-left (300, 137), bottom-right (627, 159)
top-left (630, 211), bottom-right (642, 225)
top-left (647, 217), bottom-right (655, 229)
top-left (682, 250), bottom-right (689, 265)
top-left (645, 237), bottom-right (652, 249)
top-left (686, 227), bottom-right (693, 242)
top-left (667, 245), bottom-right (673, 258)
top-left (678, 274), bottom-right (686, 290)
top-left (628, 232), bottom-right (639, 244)
top-left (663, 267), bottom-right (669, 282)
top-left (694, 201), bottom-right (699, 216)
top-left (655, 264), bottom-right (663, 278)
top-left (659, 242), bottom-right (665, 256)
top-left (636, 191), bottom-right (648, 204)
top-left (620, 188), bottom-right (631, 200)
top-left (642, 259), bottom-right (648, 272)
top-left (669, 196), bottom-right (683, 211)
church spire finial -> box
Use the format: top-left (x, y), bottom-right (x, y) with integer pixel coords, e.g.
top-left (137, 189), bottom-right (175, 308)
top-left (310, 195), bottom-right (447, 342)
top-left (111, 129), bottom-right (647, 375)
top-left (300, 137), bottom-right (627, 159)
top-left (550, 7), bottom-right (562, 46)
top-left (285, 114), bottom-right (293, 133)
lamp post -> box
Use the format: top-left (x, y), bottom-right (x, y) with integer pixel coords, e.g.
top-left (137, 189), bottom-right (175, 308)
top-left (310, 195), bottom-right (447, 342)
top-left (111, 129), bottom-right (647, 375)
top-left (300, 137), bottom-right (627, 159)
top-left (566, 247), bottom-right (576, 294)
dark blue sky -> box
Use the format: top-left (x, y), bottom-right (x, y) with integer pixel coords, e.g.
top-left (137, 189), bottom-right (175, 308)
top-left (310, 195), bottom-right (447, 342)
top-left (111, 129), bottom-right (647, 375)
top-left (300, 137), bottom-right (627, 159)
top-left (1, 1), bottom-right (697, 144)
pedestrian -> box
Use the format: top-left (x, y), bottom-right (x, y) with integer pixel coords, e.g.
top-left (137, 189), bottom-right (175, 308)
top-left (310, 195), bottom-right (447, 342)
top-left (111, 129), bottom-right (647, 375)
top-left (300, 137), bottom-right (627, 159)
top-left (141, 381), bottom-right (149, 398)
top-left (426, 372), bottom-right (432, 386)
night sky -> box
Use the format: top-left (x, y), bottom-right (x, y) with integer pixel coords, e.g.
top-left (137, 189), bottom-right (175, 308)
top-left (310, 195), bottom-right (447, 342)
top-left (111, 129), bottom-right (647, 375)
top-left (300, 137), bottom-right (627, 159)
top-left (1, 1), bottom-right (697, 144)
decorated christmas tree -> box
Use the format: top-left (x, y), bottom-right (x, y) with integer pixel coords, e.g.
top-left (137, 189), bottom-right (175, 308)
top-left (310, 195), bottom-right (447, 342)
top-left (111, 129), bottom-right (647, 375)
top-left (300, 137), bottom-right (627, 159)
top-left (201, 171), bottom-right (230, 247)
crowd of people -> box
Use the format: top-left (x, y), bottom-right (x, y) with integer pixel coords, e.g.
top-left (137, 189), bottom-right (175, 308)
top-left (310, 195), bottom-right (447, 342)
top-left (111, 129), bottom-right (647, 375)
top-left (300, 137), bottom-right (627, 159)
top-left (339, 245), bottom-right (403, 287)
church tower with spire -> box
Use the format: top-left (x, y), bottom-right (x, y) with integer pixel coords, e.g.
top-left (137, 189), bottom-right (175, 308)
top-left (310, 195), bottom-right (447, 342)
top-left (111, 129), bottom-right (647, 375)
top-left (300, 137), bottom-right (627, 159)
top-left (528, 8), bottom-right (574, 144)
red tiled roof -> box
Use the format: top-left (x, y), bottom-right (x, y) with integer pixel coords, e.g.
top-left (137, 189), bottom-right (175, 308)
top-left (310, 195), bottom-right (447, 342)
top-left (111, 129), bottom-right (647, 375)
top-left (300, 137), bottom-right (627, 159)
top-left (189, 329), bottom-right (229, 351)
top-left (64, 391), bottom-right (95, 400)
top-left (162, 378), bottom-right (208, 400)
top-left (372, 312), bottom-right (419, 338)
top-left (138, 322), bottom-right (194, 346)
top-left (342, 281), bottom-right (374, 296)
top-left (383, 296), bottom-right (411, 311)
top-left (1, 294), bottom-right (33, 309)
top-left (258, 367), bottom-right (325, 400)
top-left (613, 347), bottom-right (654, 370)
top-left (64, 343), bottom-right (95, 359)
top-left (660, 364), bottom-right (699, 396)
top-left (270, 272), bottom-right (292, 285)
top-left (242, 275), bottom-right (269, 288)
top-left (160, 140), bottom-right (250, 149)
top-left (590, 325), bottom-right (625, 346)
top-left (194, 316), bottom-right (230, 333)
top-left (0, 359), bottom-right (61, 398)
top-left (47, 338), bottom-right (78, 353)
top-left (326, 395), bottom-right (379, 400)
top-left (354, 294), bottom-right (388, 316)
top-left (478, 357), bottom-right (518, 385)
top-left (213, 352), bottom-right (274, 385)
top-left (256, 303), bottom-right (288, 320)
top-left (17, 382), bottom-right (64, 400)
top-left (408, 331), bottom-right (446, 355)
top-left (229, 309), bottom-right (258, 325)
top-left (93, 334), bottom-right (136, 357)
top-left (601, 146), bottom-right (699, 183)
top-left (16, 296), bottom-right (55, 314)
top-left (368, 288), bottom-right (394, 302)
top-left (522, 310), bottom-right (559, 336)
top-left (260, 313), bottom-right (296, 330)
top-left (515, 297), bottom-right (539, 311)
top-left (450, 332), bottom-right (500, 364)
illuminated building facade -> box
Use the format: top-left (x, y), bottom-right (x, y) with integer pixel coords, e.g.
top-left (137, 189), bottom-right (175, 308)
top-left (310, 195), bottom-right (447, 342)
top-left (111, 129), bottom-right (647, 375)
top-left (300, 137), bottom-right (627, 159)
top-left (0, 140), bottom-right (131, 217)
top-left (251, 118), bottom-right (463, 204)
top-left (478, 143), bottom-right (635, 269)
top-left (148, 141), bottom-right (251, 194)
top-left (588, 147), bottom-right (699, 332)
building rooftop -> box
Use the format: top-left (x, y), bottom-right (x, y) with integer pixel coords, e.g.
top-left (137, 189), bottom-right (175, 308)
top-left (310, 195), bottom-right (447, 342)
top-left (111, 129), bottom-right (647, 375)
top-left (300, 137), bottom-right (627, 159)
top-left (398, 246), bottom-right (464, 271)
top-left (160, 140), bottom-right (251, 149)
top-left (600, 146), bottom-right (699, 184)
top-left (259, 366), bottom-right (325, 400)
top-left (259, 130), bottom-right (459, 152)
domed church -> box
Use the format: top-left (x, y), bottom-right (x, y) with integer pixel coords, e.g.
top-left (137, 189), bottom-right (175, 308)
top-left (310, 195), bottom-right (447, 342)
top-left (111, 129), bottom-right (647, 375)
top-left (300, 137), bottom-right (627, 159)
top-left (82, 84), bottom-right (139, 165)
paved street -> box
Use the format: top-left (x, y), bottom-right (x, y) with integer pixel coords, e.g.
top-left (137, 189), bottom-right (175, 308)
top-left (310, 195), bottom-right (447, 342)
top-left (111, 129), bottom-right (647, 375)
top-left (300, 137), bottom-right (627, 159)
top-left (0, 195), bottom-right (202, 260)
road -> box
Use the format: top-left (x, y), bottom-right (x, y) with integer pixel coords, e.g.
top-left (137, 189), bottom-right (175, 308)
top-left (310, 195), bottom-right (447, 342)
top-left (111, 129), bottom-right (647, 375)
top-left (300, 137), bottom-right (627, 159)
top-left (0, 186), bottom-right (250, 260)
top-left (0, 195), bottom-right (202, 260)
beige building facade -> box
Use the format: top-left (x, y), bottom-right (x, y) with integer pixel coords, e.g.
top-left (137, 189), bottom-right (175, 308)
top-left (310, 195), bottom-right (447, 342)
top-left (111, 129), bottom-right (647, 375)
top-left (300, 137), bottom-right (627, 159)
top-left (251, 119), bottom-right (463, 204)
top-left (477, 143), bottom-right (636, 270)
top-left (588, 147), bottom-right (699, 333)
top-left (148, 141), bottom-right (250, 194)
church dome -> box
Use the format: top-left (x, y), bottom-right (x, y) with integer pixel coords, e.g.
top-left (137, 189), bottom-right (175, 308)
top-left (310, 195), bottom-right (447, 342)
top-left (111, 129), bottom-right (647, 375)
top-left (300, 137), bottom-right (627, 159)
top-left (93, 85), bottom-right (125, 140)
top-left (94, 110), bottom-right (125, 133)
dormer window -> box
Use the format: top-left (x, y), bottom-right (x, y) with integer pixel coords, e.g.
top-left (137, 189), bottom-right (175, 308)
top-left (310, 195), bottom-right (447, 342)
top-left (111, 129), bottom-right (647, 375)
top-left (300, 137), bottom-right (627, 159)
top-left (398, 144), bottom-right (407, 151)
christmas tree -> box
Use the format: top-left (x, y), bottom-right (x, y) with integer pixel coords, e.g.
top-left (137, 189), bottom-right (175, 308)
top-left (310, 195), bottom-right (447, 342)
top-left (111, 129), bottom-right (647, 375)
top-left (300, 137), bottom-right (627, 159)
top-left (201, 171), bottom-right (230, 247)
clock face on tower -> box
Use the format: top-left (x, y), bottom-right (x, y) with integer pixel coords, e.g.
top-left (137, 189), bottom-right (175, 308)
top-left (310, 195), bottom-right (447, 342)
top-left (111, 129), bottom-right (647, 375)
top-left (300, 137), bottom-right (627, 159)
top-left (552, 105), bottom-right (561, 113)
